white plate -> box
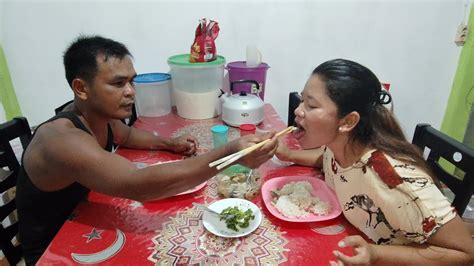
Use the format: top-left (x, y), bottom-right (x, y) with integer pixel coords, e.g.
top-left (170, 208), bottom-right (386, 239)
top-left (202, 198), bottom-right (262, 238)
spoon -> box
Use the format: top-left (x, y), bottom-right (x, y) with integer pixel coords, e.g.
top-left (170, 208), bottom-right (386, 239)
top-left (193, 203), bottom-right (235, 220)
top-left (245, 169), bottom-right (253, 185)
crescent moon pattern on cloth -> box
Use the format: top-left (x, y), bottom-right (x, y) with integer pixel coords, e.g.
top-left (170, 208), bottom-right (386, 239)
top-left (71, 229), bottom-right (126, 264)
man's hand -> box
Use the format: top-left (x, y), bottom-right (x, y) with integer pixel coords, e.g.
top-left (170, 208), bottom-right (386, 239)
top-left (329, 235), bottom-right (377, 266)
top-left (168, 134), bottom-right (198, 155)
top-left (230, 131), bottom-right (278, 169)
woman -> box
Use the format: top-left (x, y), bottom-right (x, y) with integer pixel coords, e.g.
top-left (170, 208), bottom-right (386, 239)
top-left (276, 59), bottom-right (474, 265)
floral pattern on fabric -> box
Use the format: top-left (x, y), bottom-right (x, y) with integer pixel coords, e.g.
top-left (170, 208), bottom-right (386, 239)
top-left (322, 148), bottom-right (456, 245)
top-left (148, 207), bottom-right (290, 265)
top-left (343, 194), bottom-right (393, 232)
top-left (400, 177), bottom-right (429, 188)
top-left (367, 150), bottom-right (403, 189)
top-left (422, 216), bottom-right (438, 234)
top-left (331, 158), bottom-right (338, 174)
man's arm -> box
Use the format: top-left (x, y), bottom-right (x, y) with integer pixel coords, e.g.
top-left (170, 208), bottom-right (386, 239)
top-left (110, 119), bottom-right (170, 149)
top-left (109, 120), bottom-right (197, 154)
top-left (24, 123), bottom-right (277, 201)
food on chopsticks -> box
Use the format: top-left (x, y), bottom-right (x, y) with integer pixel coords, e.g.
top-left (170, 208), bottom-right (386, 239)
top-left (220, 206), bottom-right (255, 232)
top-left (271, 181), bottom-right (330, 218)
top-left (216, 171), bottom-right (260, 200)
top-left (209, 126), bottom-right (297, 170)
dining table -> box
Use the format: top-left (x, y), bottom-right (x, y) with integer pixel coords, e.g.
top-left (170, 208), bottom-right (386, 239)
top-left (37, 104), bottom-right (362, 265)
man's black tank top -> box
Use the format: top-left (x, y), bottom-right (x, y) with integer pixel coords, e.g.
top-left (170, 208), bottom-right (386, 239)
top-left (16, 112), bottom-right (113, 265)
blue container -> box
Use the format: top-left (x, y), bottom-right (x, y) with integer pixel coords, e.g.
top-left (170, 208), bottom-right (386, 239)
top-left (211, 125), bottom-right (229, 148)
top-left (133, 73), bottom-right (172, 117)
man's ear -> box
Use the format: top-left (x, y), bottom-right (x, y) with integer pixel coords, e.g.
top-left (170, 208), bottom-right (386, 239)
top-left (71, 78), bottom-right (89, 100)
top-left (338, 111), bottom-right (360, 133)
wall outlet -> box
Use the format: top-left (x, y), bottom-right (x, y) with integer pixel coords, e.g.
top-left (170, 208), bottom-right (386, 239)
top-left (455, 23), bottom-right (468, 46)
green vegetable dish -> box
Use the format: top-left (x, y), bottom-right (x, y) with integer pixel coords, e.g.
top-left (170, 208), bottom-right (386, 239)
top-left (219, 206), bottom-right (255, 232)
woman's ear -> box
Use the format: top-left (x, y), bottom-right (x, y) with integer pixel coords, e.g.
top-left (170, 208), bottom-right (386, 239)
top-left (71, 78), bottom-right (89, 100)
top-left (338, 111), bottom-right (360, 133)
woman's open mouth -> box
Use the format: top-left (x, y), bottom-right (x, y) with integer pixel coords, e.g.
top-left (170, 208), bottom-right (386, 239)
top-left (292, 123), bottom-right (305, 139)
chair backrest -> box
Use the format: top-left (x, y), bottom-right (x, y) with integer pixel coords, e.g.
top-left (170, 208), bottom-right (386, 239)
top-left (412, 123), bottom-right (474, 215)
top-left (288, 92), bottom-right (301, 126)
top-left (0, 117), bottom-right (32, 265)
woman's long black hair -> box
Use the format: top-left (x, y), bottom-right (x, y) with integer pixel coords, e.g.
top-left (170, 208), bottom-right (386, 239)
top-left (313, 59), bottom-right (429, 172)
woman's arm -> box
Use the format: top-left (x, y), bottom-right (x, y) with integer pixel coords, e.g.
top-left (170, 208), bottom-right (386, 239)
top-left (331, 151), bottom-right (474, 265)
top-left (275, 142), bottom-right (324, 167)
top-left (331, 215), bottom-right (474, 265)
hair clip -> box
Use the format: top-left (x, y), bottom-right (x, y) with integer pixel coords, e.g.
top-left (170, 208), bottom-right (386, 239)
top-left (377, 90), bottom-right (392, 105)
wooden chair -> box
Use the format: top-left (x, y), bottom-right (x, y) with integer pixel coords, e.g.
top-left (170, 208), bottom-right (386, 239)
top-left (0, 117), bottom-right (32, 265)
top-left (288, 92), bottom-right (301, 127)
top-left (412, 123), bottom-right (474, 215)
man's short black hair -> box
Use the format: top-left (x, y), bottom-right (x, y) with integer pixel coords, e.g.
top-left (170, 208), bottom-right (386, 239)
top-left (63, 35), bottom-right (132, 87)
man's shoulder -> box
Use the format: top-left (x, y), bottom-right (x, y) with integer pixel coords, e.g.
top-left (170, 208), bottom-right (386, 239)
top-left (35, 117), bottom-right (89, 141)
top-left (23, 118), bottom-right (96, 191)
top-left (29, 118), bottom-right (97, 157)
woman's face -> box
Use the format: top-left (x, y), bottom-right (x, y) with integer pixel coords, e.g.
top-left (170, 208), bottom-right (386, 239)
top-left (293, 75), bottom-right (341, 149)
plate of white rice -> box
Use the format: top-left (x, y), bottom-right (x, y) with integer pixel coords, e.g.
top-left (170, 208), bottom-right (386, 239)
top-left (262, 175), bottom-right (342, 222)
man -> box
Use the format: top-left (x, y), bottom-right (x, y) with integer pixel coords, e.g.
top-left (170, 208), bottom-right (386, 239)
top-left (16, 35), bottom-right (278, 265)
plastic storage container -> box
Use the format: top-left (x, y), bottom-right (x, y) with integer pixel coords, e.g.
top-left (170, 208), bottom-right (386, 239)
top-left (133, 73), bottom-right (171, 117)
top-left (173, 88), bottom-right (221, 119)
top-left (168, 54), bottom-right (226, 93)
top-left (226, 61), bottom-right (270, 100)
top-left (168, 54), bottom-right (225, 119)
top-left (239, 124), bottom-right (256, 136)
top-left (211, 125), bottom-right (229, 148)
top-left (216, 165), bottom-right (261, 200)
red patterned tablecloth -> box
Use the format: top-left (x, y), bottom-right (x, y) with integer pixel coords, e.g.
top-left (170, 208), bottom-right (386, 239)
top-left (38, 104), bottom-right (360, 265)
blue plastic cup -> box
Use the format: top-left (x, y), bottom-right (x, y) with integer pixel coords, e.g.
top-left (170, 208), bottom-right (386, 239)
top-left (211, 125), bottom-right (229, 148)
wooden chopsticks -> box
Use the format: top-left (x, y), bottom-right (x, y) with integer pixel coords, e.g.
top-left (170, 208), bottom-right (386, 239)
top-left (209, 126), bottom-right (297, 170)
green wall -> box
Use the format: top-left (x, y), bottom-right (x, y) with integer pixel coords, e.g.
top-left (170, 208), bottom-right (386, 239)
top-left (441, 5), bottom-right (474, 141)
top-left (0, 45), bottom-right (22, 120)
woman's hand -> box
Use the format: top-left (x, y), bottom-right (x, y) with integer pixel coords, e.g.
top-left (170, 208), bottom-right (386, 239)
top-left (168, 134), bottom-right (198, 155)
top-left (329, 235), bottom-right (377, 266)
top-left (275, 140), bottom-right (292, 162)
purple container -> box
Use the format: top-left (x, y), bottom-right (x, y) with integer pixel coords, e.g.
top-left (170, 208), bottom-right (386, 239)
top-left (226, 61), bottom-right (270, 100)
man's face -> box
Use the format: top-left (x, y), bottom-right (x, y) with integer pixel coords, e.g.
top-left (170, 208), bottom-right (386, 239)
top-left (88, 55), bottom-right (137, 119)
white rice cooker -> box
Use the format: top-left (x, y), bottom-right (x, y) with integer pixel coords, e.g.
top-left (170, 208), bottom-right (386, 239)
top-left (221, 80), bottom-right (265, 127)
